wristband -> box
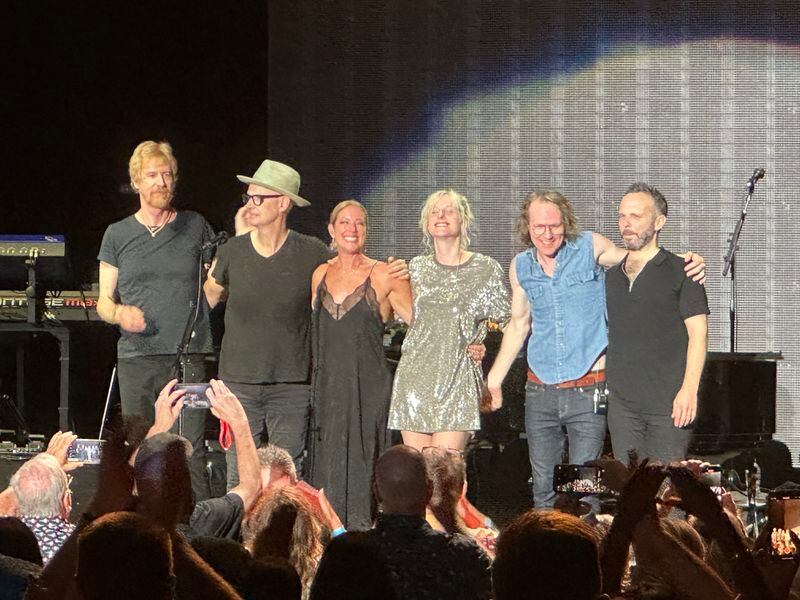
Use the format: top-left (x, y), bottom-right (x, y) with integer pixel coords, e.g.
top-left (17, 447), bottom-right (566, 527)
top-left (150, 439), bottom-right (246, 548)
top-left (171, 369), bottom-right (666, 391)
top-left (332, 526), bottom-right (346, 538)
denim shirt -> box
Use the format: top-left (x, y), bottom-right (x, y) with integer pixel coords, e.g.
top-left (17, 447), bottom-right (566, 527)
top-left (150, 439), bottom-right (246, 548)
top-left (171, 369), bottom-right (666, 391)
top-left (515, 231), bottom-right (607, 384)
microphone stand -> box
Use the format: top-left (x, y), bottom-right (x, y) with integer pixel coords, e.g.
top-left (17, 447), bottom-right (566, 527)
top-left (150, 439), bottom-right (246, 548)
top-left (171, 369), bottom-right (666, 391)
top-left (722, 170), bottom-right (764, 352)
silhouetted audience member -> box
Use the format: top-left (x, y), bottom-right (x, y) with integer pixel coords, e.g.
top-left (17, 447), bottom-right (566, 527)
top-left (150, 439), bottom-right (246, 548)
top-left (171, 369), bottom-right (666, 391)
top-left (0, 516), bottom-right (43, 599)
top-left (423, 446), bottom-right (497, 556)
top-left (366, 445), bottom-right (491, 600)
top-left (245, 486), bottom-right (325, 596)
top-left (245, 556), bottom-right (302, 600)
top-left (309, 531), bottom-right (398, 600)
top-left (493, 509), bottom-right (601, 600)
top-left (191, 536), bottom-right (253, 597)
top-left (75, 511), bottom-right (175, 600)
top-left (134, 379), bottom-right (261, 539)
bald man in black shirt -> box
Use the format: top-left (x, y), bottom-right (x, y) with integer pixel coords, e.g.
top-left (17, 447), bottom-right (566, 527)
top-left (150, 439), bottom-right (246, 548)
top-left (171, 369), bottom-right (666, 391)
top-left (605, 183), bottom-right (709, 464)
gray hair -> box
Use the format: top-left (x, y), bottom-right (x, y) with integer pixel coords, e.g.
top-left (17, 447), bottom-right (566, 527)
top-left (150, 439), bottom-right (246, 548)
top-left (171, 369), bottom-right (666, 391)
top-left (257, 444), bottom-right (297, 482)
top-left (10, 454), bottom-right (68, 517)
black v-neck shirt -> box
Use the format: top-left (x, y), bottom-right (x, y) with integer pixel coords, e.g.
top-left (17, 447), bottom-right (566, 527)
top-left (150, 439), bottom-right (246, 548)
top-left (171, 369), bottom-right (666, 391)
top-left (606, 248), bottom-right (709, 415)
top-left (212, 230), bottom-right (331, 384)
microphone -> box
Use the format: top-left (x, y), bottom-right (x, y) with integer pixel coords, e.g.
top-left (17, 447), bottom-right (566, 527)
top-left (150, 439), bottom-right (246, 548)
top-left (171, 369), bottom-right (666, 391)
top-left (748, 168), bottom-right (766, 184)
top-left (119, 183), bottom-right (138, 195)
top-left (202, 231), bottom-right (230, 250)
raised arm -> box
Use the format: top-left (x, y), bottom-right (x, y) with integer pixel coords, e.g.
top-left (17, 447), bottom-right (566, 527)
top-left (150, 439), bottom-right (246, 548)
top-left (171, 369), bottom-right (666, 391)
top-left (207, 380), bottom-right (261, 512)
top-left (486, 258), bottom-right (531, 410)
top-left (97, 261), bottom-right (146, 332)
top-left (593, 232), bottom-right (628, 268)
top-left (672, 313), bottom-right (707, 427)
top-left (203, 258), bottom-right (227, 309)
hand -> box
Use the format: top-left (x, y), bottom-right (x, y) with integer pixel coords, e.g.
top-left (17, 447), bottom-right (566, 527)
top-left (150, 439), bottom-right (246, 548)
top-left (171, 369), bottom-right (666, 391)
top-left (45, 430), bottom-right (79, 471)
top-left (234, 205), bottom-right (254, 236)
top-left (666, 466), bottom-right (728, 536)
top-left (585, 457), bottom-right (630, 494)
top-left (317, 488), bottom-right (344, 531)
top-left (152, 378), bottom-right (186, 433)
top-left (386, 256), bottom-right (410, 280)
top-left (671, 387), bottom-right (697, 427)
top-left (116, 304), bottom-right (146, 333)
top-left (467, 343), bottom-right (486, 364)
top-left (615, 462), bottom-right (667, 532)
top-left (683, 252), bottom-right (706, 284)
top-left (486, 374), bottom-right (503, 411)
top-left (206, 379), bottom-right (247, 426)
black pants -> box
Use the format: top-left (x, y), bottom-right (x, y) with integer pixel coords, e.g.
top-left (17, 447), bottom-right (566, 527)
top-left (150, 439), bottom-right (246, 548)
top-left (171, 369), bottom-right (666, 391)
top-left (607, 395), bottom-right (691, 464)
top-left (223, 381), bottom-right (310, 489)
top-left (117, 354), bottom-right (211, 501)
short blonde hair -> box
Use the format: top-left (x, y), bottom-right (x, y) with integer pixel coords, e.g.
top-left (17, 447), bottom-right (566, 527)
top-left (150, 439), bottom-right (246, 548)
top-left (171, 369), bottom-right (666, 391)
top-left (128, 140), bottom-right (178, 191)
top-left (419, 189), bottom-right (475, 251)
top-left (328, 199), bottom-right (368, 251)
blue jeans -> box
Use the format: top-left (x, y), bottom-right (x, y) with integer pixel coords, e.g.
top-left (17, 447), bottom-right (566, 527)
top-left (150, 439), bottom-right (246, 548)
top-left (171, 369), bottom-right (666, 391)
top-left (224, 381), bottom-right (311, 489)
top-left (524, 382), bottom-right (607, 508)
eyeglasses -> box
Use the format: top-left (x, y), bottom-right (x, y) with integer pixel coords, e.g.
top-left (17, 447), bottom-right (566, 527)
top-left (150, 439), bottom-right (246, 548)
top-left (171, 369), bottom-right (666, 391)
top-left (241, 193), bottom-right (283, 206)
top-left (530, 223), bottom-right (565, 237)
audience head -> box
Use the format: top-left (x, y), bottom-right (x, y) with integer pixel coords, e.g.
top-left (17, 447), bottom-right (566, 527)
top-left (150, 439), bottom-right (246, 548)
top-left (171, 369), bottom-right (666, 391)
top-left (422, 446), bottom-right (467, 534)
top-left (309, 531), bottom-right (398, 600)
top-left (492, 509), bottom-right (601, 600)
top-left (75, 512), bottom-right (174, 600)
top-left (375, 445), bottom-right (432, 516)
top-left (9, 454), bottom-right (71, 519)
top-left (246, 486), bottom-right (324, 594)
top-left (0, 516), bottom-right (43, 565)
top-left (258, 443), bottom-right (298, 491)
top-left (133, 433), bottom-right (194, 526)
top-left (246, 556), bottom-right (303, 600)
top-left (190, 535), bottom-right (253, 597)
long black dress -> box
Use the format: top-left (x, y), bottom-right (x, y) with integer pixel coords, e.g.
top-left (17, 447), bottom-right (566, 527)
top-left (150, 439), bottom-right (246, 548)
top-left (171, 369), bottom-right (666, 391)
top-left (309, 271), bottom-right (392, 529)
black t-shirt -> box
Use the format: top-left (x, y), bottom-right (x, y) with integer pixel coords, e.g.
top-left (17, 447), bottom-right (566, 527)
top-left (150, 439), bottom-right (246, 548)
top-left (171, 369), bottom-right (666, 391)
top-left (212, 230), bottom-right (331, 384)
top-left (606, 248), bottom-right (709, 415)
top-left (183, 493), bottom-right (245, 540)
top-left (98, 211), bottom-right (215, 358)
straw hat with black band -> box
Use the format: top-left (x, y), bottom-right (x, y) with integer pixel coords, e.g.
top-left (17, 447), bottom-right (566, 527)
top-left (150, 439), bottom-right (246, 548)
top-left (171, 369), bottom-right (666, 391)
top-left (237, 159), bottom-right (311, 207)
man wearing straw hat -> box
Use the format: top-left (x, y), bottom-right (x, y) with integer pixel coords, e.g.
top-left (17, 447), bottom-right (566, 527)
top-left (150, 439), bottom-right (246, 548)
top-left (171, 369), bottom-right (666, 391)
top-left (204, 159), bottom-right (329, 487)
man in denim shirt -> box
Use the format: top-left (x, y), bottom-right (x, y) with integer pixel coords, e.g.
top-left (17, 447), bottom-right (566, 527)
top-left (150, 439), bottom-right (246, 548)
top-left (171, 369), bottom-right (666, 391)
top-left (487, 191), bottom-right (704, 508)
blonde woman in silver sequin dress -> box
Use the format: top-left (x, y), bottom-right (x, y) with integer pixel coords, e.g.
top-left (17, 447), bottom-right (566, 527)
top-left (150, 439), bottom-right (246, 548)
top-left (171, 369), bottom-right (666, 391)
top-left (388, 189), bottom-right (510, 452)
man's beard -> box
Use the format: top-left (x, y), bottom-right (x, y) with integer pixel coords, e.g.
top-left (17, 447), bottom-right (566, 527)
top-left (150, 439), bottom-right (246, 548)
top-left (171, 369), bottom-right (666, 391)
top-left (147, 190), bottom-right (173, 210)
top-left (622, 227), bottom-right (655, 250)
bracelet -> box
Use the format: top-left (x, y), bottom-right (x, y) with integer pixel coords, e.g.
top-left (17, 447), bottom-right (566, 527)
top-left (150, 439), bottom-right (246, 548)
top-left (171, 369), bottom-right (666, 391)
top-left (332, 526), bottom-right (346, 538)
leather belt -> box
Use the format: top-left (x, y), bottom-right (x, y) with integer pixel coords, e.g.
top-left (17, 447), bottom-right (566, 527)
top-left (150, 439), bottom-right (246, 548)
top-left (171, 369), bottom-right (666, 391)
top-left (527, 369), bottom-right (606, 389)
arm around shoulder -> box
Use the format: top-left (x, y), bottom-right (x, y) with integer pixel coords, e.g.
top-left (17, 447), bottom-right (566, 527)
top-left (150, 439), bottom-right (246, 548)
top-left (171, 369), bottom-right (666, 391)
top-left (593, 232), bottom-right (627, 268)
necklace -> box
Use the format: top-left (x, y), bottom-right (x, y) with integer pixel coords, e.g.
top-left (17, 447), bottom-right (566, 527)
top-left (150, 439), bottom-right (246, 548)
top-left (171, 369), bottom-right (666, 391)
top-left (141, 209), bottom-right (173, 237)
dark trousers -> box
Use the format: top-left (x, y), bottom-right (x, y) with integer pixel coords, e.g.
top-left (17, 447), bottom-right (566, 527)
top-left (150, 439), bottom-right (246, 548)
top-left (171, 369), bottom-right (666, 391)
top-left (224, 381), bottom-right (311, 489)
top-left (607, 396), bottom-right (691, 464)
top-left (117, 354), bottom-right (211, 501)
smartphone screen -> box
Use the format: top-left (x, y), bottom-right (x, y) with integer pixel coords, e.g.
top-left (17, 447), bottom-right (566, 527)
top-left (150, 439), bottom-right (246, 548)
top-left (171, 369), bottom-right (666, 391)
top-left (767, 493), bottom-right (800, 559)
top-left (67, 438), bottom-right (104, 464)
top-left (553, 464), bottom-right (608, 494)
top-left (173, 383), bottom-right (211, 409)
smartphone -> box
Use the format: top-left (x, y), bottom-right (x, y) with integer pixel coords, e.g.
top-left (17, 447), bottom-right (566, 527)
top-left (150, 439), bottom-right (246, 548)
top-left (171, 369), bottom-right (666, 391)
top-left (67, 438), bottom-right (104, 464)
top-left (767, 490), bottom-right (800, 560)
top-left (699, 464), bottom-right (722, 487)
top-left (553, 464), bottom-right (608, 495)
top-left (174, 383), bottom-right (211, 409)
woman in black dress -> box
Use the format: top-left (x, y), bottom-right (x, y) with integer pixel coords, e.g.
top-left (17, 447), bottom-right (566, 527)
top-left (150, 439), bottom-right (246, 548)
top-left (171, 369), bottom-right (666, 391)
top-left (308, 200), bottom-right (412, 529)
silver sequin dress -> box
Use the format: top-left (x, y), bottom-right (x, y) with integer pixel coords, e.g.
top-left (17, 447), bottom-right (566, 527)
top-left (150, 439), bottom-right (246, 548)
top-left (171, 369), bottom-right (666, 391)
top-left (388, 253), bottom-right (511, 432)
